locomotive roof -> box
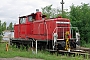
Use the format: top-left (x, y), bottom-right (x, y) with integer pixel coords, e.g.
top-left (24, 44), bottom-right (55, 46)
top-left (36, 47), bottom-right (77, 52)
top-left (19, 16), bottom-right (26, 18)
top-left (19, 13), bottom-right (36, 18)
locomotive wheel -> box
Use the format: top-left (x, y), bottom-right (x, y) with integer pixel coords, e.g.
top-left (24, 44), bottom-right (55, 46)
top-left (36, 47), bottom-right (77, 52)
top-left (56, 41), bottom-right (66, 50)
top-left (70, 40), bottom-right (76, 49)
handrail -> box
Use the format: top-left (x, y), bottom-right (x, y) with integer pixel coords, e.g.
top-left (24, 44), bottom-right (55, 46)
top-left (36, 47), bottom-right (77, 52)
top-left (52, 27), bottom-right (78, 40)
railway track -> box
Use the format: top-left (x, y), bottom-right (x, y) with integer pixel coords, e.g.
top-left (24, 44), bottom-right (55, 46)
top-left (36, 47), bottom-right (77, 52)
top-left (48, 46), bottom-right (90, 58)
top-left (58, 50), bottom-right (90, 57)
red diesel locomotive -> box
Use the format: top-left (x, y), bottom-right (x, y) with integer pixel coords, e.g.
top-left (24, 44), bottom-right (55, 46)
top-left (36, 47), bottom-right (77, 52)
top-left (10, 9), bottom-right (80, 51)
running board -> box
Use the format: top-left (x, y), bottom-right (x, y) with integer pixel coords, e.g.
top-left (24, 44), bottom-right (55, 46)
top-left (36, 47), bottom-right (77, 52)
top-left (57, 39), bottom-right (64, 40)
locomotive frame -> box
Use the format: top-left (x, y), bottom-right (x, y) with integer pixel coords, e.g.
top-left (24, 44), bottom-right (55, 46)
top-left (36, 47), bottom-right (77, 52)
top-left (10, 10), bottom-right (80, 53)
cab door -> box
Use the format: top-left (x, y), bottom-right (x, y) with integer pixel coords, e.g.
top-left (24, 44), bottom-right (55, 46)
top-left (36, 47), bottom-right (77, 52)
top-left (19, 17), bottom-right (26, 38)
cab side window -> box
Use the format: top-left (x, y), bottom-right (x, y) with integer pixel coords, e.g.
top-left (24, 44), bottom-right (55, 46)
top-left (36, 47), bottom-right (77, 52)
top-left (20, 18), bottom-right (26, 24)
top-left (28, 16), bottom-right (33, 21)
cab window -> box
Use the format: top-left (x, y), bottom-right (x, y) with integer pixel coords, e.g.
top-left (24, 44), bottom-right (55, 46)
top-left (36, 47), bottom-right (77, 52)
top-left (20, 18), bottom-right (26, 24)
top-left (28, 16), bottom-right (33, 21)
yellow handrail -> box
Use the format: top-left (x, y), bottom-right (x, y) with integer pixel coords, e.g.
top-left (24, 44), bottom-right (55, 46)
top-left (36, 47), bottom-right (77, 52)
top-left (65, 31), bottom-right (70, 51)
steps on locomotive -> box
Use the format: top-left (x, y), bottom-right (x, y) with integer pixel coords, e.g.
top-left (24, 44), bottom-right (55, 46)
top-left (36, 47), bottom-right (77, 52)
top-left (46, 49), bottom-right (57, 54)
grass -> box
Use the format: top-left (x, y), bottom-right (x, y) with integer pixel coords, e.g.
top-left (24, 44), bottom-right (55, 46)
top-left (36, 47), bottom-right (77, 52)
top-left (81, 40), bottom-right (90, 48)
top-left (82, 43), bottom-right (90, 48)
top-left (0, 43), bottom-right (89, 60)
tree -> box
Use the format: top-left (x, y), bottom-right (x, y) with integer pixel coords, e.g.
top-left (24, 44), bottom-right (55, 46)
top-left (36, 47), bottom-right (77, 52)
top-left (0, 20), bottom-right (2, 35)
top-left (42, 5), bottom-right (52, 18)
top-left (0, 20), bottom-right (2, 42)
top-left (70, 3), bottom-right (90, 43)
top-left (42, 5), bottom-right (69, 19)
top-left (7, 22), bottom-right (13, 30)
top-left (2, 22), bottom-right (6, 31)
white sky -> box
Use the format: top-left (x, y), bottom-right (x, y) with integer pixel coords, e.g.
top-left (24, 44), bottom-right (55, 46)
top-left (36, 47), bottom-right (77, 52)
top-left (0, 0), bottom-right (89, 26)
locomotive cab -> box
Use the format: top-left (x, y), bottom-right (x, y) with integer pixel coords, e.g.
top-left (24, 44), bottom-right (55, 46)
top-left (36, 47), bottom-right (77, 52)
top-left (19, 10), bottom-right (42, 24)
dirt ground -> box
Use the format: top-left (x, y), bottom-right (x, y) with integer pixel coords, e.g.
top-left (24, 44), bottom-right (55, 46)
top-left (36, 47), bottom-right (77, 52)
top-left (0, 57), bottom-right (43, 60)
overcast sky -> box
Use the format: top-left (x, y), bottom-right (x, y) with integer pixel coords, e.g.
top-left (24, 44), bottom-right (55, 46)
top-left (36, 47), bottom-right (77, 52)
top-left (0, 0), bottom-right (89, 26)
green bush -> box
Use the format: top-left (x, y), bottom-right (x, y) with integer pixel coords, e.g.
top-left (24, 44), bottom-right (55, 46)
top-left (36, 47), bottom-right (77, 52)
top-left (0, 36), bottom-right (2, 42)
top-left (80, 40), bottom-right (86, 46)
top-left (80, 39), bottom-right (90, 48)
